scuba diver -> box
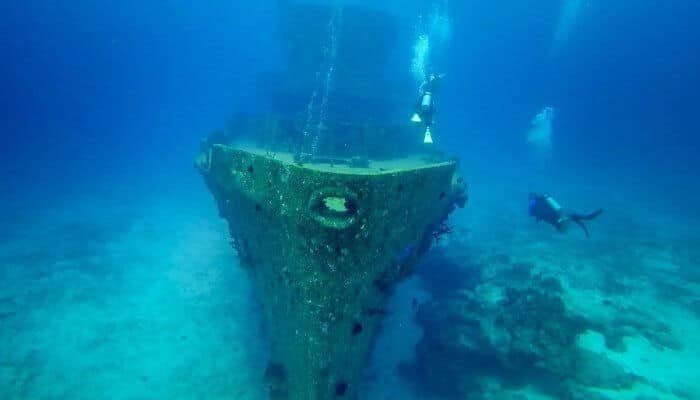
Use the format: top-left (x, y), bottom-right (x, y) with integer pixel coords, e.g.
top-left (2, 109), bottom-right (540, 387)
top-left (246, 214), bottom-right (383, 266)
top-left (527, 106), bottom-right (555, 153)
top-left (412, 72), bottom-right (445, 144)
top-left (528, 193), bottom-right (603, 238)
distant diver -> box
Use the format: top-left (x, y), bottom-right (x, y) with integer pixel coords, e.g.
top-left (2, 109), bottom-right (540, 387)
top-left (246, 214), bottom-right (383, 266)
top-left (528, 193), bottom-right (602, 238)
top-left (412, 72), bottom-right (445, 144)
top-left (552, 0), bottom-right (586, 56)
top-left (527, 106), bottom-right (555, 155)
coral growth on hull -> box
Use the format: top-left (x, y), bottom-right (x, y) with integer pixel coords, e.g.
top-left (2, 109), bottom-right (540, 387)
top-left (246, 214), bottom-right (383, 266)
top-left (197, 144), bottom-right (466, 400)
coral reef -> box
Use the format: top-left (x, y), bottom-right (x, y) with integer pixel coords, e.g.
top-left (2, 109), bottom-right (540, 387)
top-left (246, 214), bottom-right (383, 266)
top-left (403, 253), bottom-right (640, 399)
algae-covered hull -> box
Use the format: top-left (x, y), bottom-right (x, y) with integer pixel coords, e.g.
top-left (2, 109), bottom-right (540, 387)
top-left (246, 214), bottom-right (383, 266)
top-left (197, 144), bottom-right (466, 400)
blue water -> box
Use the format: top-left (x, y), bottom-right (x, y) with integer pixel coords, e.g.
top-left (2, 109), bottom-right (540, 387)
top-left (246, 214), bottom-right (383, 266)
top-left (1, 1), bottom-right (699, 399)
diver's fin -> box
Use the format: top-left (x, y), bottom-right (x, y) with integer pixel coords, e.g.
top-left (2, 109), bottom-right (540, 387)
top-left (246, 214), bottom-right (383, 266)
top-left (582, 208), bottom-right (603, 221)
top-left (572, 219), bottom-right (590, 238)
top-left (569, 209), bottom-right (603, 238)
top-left (569, 209), bottom-right (602, 238)
top-left (424, 127), bottom-right (433, 144)
top-left (569, 209), bottom-right (602, 222)
top-left (576, 209), bottom-right (603, 221)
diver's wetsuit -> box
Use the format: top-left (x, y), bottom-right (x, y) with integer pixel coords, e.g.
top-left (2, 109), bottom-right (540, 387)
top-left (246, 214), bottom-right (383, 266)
top-left (528, 193), bottom-right (602, 238)
top-left (415, 74), bottom-right (442, 131)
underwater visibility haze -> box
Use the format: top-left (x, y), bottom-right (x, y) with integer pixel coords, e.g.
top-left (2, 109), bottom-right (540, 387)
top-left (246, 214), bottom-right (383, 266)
top-left (1, 1), bottom-right (700, 399)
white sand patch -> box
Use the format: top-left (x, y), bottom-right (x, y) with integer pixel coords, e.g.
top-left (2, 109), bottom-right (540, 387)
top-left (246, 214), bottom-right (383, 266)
top-left (577, 302), bottom-right (700, 399)
top-left (0, 196), bottom-right (266, 400)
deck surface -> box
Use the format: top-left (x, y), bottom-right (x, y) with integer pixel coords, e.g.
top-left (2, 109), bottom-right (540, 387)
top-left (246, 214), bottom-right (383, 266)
top-left (235, 144), bottom-right (454, 175)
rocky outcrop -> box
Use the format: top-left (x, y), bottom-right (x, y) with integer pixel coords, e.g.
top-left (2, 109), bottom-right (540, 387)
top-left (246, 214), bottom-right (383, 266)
top-left (403, 256), bottom-right (640, 399)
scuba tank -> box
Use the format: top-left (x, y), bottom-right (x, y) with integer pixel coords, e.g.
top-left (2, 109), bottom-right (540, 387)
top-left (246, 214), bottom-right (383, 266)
top-left (544, 195), bottom-right (567, 228)
top-left (421, 90), bottom-right (434, 143)
top-left (544, 195), bottom-right (563, 212)
top-left (421, 91), bottom-right (433, 110)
